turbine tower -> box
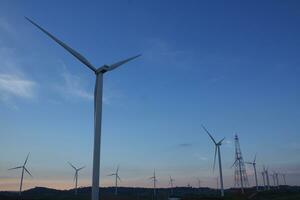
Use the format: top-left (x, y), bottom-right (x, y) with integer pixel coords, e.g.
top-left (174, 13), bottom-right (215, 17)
top-left (245, 154), bottom-right (258, 191)
top-left (149, 169), bottom-right (157, 199)
top-left (108, 166), bottom-right (121, 196)
top-left (202, 125), bottom-right (225, 197)
top-left (68, 162), bottom-right (85, 195)
top-left (8, 153), bottom-right (33, 196)
top-left (232, 134), bottom-right (249, 193)
top-left (26, 18), bottom-right (140, 200)
top-left (169, 176), bottom-right (175, 195)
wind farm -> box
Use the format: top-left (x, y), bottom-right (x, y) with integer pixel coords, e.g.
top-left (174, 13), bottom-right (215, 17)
top-left (1, 1), bottom-right (300, 200)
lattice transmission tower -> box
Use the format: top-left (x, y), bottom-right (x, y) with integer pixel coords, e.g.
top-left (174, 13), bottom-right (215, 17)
top-left (233, 134), bottom-right (249, 193)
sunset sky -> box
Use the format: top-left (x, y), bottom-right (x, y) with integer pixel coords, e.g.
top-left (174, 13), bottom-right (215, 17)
top-left (1, 0), bottom-right (300, 191)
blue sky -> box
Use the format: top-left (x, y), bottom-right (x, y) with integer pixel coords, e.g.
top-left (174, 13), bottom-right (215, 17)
top-left (0, 0), bottom-right (300, 190)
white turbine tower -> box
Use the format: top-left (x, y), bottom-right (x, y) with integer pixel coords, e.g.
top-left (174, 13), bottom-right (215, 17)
top-left (8, 153), bottom-right (33, 196)
top-left (68, 162), bottom-right (85, 195)
top-left (202, 125), bottom-right (225, 197)
top-left (149, 169), bottom-right (157, 198)
top-left (26, 17), bottom-right (141, 200)
top-left (107, 166), bottom-right (121, 196)
top-left (169, 176), bottom-right (175, 195)
top-left (245, 154), bottom-right (258, 191)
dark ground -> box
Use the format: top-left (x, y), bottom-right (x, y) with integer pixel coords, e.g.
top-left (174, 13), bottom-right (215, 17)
top-left (0, 186), bottom-right (299, 200)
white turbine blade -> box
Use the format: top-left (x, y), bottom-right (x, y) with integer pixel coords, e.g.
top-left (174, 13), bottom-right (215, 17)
top-left (24, 167), bottom-right (33, 178)
top-left (78, 166), bottom-right (85, 171)
top-left (107, 173), bottom-right (116, 176)
top-left (117, 175), bottom-right (121, 181)
top-left (116, 165), bottom-right (119, 174)
top-left (73, 173), bottom-right (77, 182)
top-left (68, 162), bottom-right (76, 170)
top-left (24, 153), bottom-right (30, 166)
top-left (218, 137), bottom-right (225, 145)
top-left (213, 146), bottom-right (217, 172)
top-left (25, 17), bottom-right (97, 72)
top-left (99, 54), bottom-right (141, 73)
top-left (201, 125), bottom-right (217, 145)
top-left (8, 166), bottom-right (22, 170)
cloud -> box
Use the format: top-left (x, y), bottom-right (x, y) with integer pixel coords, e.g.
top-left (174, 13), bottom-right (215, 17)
top-left (59, 70), bottom-right (93, 101)
top-left (178, 143), bottom-right (193, 147)
top-left (0, 74), bottom-right (36, 99)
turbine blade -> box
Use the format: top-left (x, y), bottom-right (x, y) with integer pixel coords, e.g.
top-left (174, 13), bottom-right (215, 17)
top-left (24, 167), bottom-right (33, 178)
top-left (213, 146), bottom-right (217, 172)
top-left (68, 162), bottom-right (76, 170)
top-left (117, 175), bottom-right (121, 181)
top-left (254, 154), bottom-right (257, 163)
top-left (116, 165), bottom-right (119, 174)
top-left (8, 166), bottom-right (22, 170)
top-left (201, 125), bottom-right (217, 145)
top-left (107, 173), bottom-right (116, 176)
top-left (78, 166), bottom-right (85, 171)
top-left (25, 17), bottom-right (97, 72)
top-left (24, 153), bottom-right (30, 166)
top-left (102, 54), bottom-right (141, 72)
top-left (73, 172), bottom-right (77, 182)
top-left (218, 137), bottom-right (225, 145)
top-left (245, 162), bottom-right (252, 165)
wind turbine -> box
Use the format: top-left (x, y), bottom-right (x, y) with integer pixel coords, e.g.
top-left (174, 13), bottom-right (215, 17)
top-left (169, 176), bottom-right (175, 195)
top-left (261, 171), bottom-right (266, 190)
top-left (68, 162), bottom-right (85, 195)
top-left (8, 153), bottom-right (33, 196)
top-left (196, 177), bottom-right (201, 188)
top-left (263, 166), bottom-right (270, 190)
top-left (274, 172), bottom-right (279, 189)
top-left (149, 169), bottom-right (157, 198)
top-left (245, 154), bottom-right (258, 191)
top-left (26, 17), bottom-right (141, 200)
top-left (202, 125), bottom-right (225, 197)
top-left (107, 165), bottom-right (121, 196)
top-left (281, 173), bottom-right (287, 185)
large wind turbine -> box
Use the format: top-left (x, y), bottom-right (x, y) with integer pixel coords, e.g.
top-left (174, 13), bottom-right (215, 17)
top-left (8, 153), bottom-right (33, 196)
top-left (149, 169), bottom-right (157, 198)
top-left (169, 176), bottom-right (175, 195)
top-left (107, 166), bottom-right (121, 195)
top-left (68, 162), bottom-right (85, 195)
top-left (245, 154), bottom-right (258, 191)
top-left (202, 125), bottom-right (225, 197)
top-left (26, 17), bottom-right (141, 200)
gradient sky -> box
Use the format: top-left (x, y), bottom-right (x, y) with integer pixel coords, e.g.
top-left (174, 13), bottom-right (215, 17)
top-left (0, 0), bottom-right (300, 191)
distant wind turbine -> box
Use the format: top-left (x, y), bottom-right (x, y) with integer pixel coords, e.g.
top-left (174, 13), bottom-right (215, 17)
top-left (261, 171), bottom-right (266, 190)
top-left (169, 176), bottom-right (175, 195)
top-left (197, 178), bottom-right (201, 188)
top-left (263, 166), bottom-right (270, 190)
top-left (149, 169), bottom-right (157, 198)
top-left (107, 166), bottom-right (121, 196)
top-left (245, 154), bottom-right (258, 191)
top-left (202, 125), bottom-right (225, 197)
top-left (68, 162), bottom-right (85, 195)
top-left (8, 153), bottom-right (33, 196)
top-left (281, 173), bottom-right (287, 185)
top-left (26, 17), bottom-right (141, 200)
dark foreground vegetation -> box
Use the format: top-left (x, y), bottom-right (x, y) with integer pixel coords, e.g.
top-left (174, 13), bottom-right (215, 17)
top-left (0, 186), bottom-right (299, 200)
